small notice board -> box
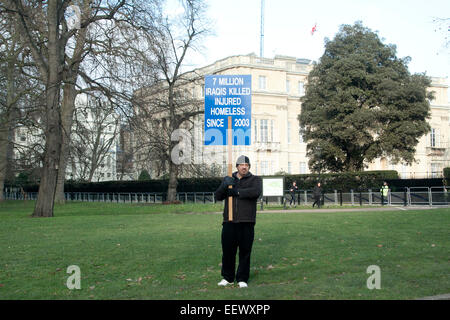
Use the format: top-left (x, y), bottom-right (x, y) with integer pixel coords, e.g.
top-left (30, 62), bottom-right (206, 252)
top-left (262, 177), bottom-right (285, 197)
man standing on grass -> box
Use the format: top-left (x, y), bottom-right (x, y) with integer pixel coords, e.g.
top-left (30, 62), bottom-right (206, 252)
top-left (215, 155), bottom-right (262, 288)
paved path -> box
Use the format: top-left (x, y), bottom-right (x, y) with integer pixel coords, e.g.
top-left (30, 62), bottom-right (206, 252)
top-left (196, 205), bottom-right (449, 215)
top-left (416, 293), bottom-right (450, 300)
top-left (257, 205), bottom-right (449, 214)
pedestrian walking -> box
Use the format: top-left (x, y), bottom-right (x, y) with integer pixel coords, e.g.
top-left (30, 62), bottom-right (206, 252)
top-left (312, 182), bottom-right (322, 208)
top-left (289, 181), bottom-right (298, 207)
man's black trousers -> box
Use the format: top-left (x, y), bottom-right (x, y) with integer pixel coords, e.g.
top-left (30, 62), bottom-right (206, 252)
top-left (289, 193), bottom-right (296, 205)
top-left (221, 222), bottom-right (255, 283)
top-left (313, 195), bottom-right (321, 208)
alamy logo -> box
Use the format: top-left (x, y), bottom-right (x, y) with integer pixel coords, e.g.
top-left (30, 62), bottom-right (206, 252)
top-left (66, 265), bottom-right (81, 289)
top-left (366, 265), bottom-right (381, 290)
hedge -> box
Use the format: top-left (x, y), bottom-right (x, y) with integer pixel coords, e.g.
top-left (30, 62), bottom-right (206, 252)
top-left (282, 170), bottom-right (399, 192)
top-left (21, 177), bottom-right (223, 194)
top-left (15, 170), bottom-right (449, 194)
top-left (444, 167), bottom-right (450, 179)
top-left (19, 171), bottom-right (402, 193)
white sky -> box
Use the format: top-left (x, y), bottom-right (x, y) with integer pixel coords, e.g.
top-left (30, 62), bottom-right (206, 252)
top-left (184, 0), bottom-right (449, 82)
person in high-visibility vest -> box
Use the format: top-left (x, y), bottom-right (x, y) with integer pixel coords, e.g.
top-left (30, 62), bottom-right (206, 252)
top-left (380, 181), bottom-right (389, 205)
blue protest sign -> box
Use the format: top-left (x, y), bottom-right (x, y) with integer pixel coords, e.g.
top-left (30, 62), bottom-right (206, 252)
top-left (204, 75), bottom-right (252, 145)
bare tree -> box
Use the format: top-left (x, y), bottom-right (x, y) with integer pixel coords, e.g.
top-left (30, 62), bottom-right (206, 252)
top-left (0, 12), bottom-right (41, 200)
top-left (0, 16), bottom-right (21, 201)
top-left (133, 0), bottom-right (210, 202)
top-left (64, 0), bottom-right (162, 182)
top-left (1, 0), bottom-right (140, 216)
top-left (54, 0), bottom-right (160, 202)
top-left (69, 95), bottom-right (119, 182)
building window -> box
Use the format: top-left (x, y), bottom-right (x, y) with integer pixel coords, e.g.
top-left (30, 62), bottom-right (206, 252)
top-left (260, 119), bottom-right (268, 143)
top-left (286, 80), bottom-right (290, 93)
top-left (254, 119), bottom-right (258, 142)
top-left (259, 76), bottom-right (266, 90)
top-left (431, 163), bottom-right (442, 178)
top-left (430, 128), bottom-right (440, 147)
top-left (270, 120), bottom-right (274, 142)
top-left (298, 81), bottom-right (305, 96)
top-left (261, 161), bottom-right (268, 176)
top-left (288, 162), bottom-right (292, 174)
top-left (300, 162), bottom-right (306, 174)
top-left (401, 164), bottom-right (408, 179)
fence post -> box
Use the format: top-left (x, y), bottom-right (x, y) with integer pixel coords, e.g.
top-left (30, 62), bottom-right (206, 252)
top-left (351, 189), bottom-right (354, 206)
top-left (304, 190), bottom-right (308, 205)
top-left (334, 190), bottom-right (338, 206)
top-left (429, 187), bottom-right (432, 206)
top-left (359, 191), bottom-right (362, 206)
top-left (368, 189), bottom-right (372, 205)
top-left (404, 188), bottom-right (407, 206)
top-left (340, 190), bottom-right (343, 206)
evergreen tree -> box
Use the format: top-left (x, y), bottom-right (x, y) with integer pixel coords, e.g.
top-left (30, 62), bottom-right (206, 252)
top-left (138, 169), bottom-right (151, 181)
top-left (299, 22), bottom-right (433, 172)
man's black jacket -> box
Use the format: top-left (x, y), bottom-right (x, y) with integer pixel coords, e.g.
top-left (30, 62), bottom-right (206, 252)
top-left (313, 186), bottom-right (322, 198)
top-left (215, 171), bottom-right (262, 223)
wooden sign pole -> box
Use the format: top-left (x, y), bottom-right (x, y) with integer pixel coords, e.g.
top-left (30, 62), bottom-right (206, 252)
top-left (227, 116), bottom-right (233, 221)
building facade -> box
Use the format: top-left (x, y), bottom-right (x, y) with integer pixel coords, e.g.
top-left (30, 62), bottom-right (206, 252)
top-left (184, 53), bottom-right (450, 178)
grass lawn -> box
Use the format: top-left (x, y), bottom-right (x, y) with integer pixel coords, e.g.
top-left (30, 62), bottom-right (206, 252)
top-left (0, 200), bottom-right (448, 300)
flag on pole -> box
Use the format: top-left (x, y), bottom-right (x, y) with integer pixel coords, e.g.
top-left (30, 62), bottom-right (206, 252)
top-left (311, 23), bottom-right (317, 35)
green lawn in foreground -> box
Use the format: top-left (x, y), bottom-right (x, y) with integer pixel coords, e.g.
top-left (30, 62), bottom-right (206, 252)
top-left (0, 201), bottom-right (448, 299)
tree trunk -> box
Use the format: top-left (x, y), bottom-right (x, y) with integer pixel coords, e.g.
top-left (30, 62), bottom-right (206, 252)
top-left (167, 159), bottom-right (179, 202)
top-left (54, 20), bottom-right (88, 204)
top-left (0, 116), bottom-right (13, 202)
top-left (32, 1), bottom-right (62, 217)
top-left (32, 87), bottom-right (62, 217)
top-left (0, 53), bottom-right (17, 201)
top-left (54, 83), bottom-right (77, 204)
